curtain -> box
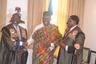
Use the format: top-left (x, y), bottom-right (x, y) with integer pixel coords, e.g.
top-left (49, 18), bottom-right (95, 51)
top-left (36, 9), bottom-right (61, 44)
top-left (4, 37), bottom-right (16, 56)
top-left (54, 0), bottom-right (85, 58)
top-left (53, 0), bottom-right (68, 58)
top-left (0, 0), bottom-right (7, 39)
top-left (27, 0), bottom-right (49, 36)
top-left (67, 0), bottom-right (85, 28)
top-left (57, 0), bottom-right (68, 36)
top-left (57, 0), bottom-right (85, 35)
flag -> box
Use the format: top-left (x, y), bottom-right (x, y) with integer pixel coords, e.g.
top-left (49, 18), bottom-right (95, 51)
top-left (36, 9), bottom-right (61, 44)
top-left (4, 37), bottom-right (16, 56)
top-left (48, 0), bottom-right (53, 16)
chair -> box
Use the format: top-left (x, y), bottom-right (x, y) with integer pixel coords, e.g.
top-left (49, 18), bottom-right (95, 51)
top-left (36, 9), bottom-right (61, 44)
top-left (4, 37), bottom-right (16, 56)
top-left (82, 47), bottom-right (91, 64)
top-left (89, 50), bottom-right (96, 64)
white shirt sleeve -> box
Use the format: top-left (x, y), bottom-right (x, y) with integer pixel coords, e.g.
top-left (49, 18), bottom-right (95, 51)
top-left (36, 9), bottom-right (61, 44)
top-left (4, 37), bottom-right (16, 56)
top-left (27, 23), bottom-right (44, 45)
top-left (65, 45), bottom-right (68, 51)
top-left (49, 43), bottom-right (55, 51)
top-left (33, 23), bottom-right (44, 33)
top-left (27, 36), bottom-right (34, 45)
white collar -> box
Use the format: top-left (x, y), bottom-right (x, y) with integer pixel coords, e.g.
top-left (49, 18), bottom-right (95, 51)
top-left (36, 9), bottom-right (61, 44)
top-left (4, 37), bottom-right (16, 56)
top-left (69, 25), bottom-right (78, 32)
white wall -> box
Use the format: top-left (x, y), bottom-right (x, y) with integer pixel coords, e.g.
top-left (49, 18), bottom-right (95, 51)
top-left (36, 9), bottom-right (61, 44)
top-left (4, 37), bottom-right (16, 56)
top-left (83, 0), bottom-right (96, 51)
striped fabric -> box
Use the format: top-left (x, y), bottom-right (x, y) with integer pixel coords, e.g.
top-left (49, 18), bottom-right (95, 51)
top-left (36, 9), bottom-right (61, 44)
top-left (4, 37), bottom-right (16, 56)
top-left (32, 25), bottom-right (61, 64)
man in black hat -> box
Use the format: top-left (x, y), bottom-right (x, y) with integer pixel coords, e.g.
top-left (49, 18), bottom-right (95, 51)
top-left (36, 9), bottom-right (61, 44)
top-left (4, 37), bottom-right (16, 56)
top-left (0, 13), bottom-right (28, 64)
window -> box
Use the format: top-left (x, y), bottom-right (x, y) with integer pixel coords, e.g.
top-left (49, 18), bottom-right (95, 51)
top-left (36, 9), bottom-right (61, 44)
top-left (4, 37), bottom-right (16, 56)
top-left (6, 0), bottom-right (28, 28)
top-left (51, 0), bottom-right (58, 25)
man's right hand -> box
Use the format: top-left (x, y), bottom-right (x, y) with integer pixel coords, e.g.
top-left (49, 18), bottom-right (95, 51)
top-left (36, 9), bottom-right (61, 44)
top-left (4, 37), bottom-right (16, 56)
top-left (58, 40), bottom-right (66, 48)
top-left (27, 43), bottom-right (33, 49)
top-left (74, 43), bottom-right (80, 49)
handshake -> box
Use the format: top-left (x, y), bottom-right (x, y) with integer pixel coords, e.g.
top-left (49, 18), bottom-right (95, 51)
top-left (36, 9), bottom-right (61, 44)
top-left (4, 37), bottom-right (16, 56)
top-left (58, 40), bottom-right (80, 49)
